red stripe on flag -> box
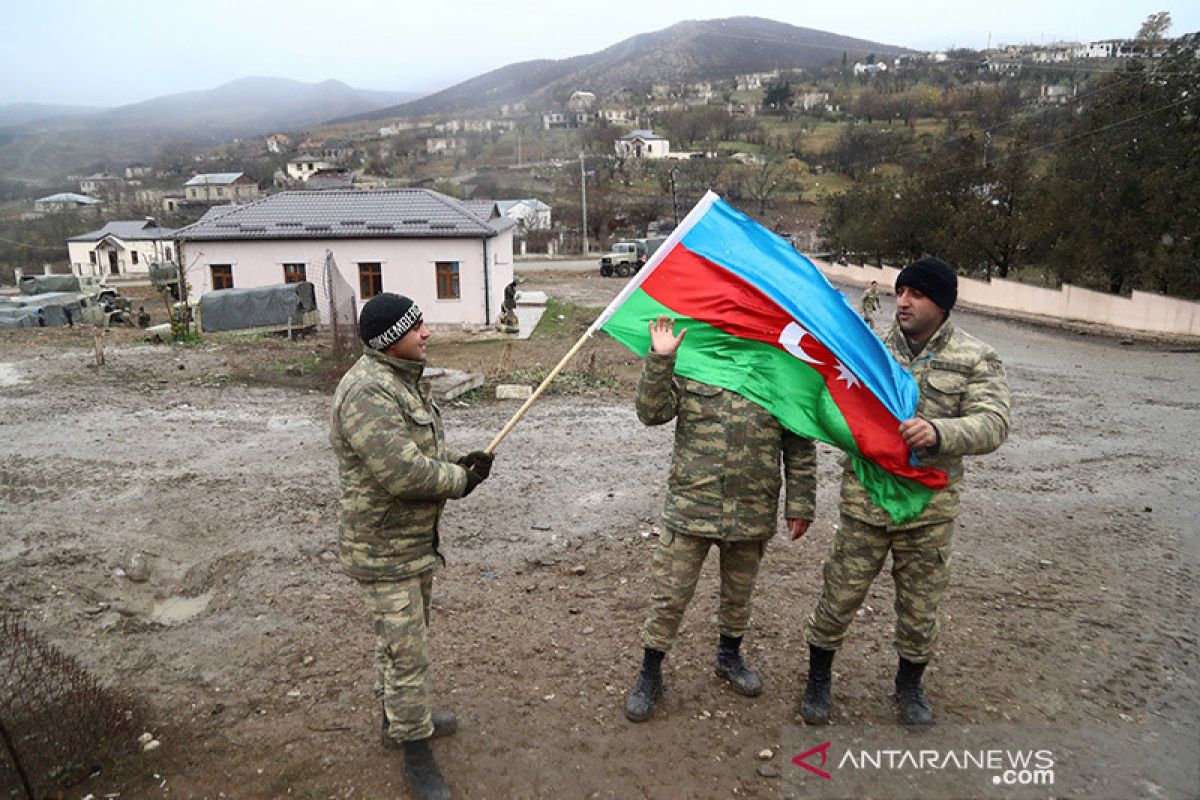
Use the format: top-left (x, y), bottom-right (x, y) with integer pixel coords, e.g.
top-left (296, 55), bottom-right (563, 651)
top-left (642, 244), bottom-right (947, 490)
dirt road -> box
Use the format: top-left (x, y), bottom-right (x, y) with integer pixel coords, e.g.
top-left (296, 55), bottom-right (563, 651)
top-left (1, 274), bottom-right (1197, 798)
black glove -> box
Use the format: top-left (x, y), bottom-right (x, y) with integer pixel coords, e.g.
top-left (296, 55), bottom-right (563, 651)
top-left (458, 450), bottom-right (494, 480)
top-left (462, 468), bottom-right (485, 497)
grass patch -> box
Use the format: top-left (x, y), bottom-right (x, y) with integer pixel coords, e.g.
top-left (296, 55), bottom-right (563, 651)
top-left (532, 297), bottom-right (599, 340)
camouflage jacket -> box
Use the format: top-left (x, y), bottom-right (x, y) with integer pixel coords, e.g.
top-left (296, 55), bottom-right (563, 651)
top-left (330, 349), bottom-right (468, 581)
top-left (841, 318), bottom-right (1010, 529)
top-left (637, 351), bottom-right (817, 541)
top-left (860, 287), bottom-right (881, 314)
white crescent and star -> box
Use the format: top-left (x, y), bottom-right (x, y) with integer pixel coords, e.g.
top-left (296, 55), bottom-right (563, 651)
top-left (778, 321), bottom-right (861, 390)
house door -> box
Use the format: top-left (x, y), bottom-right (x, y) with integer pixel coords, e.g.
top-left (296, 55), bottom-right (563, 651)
top-left (107, 251), bottom-right (119, 275)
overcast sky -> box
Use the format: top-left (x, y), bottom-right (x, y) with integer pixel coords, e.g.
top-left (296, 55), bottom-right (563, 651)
top-left (3, 0), bottom-right (1193, 107)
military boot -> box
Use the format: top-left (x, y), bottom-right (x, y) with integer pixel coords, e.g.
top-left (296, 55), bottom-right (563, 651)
top-left (895, 657), bottom-right (934, 726)
top-left (714, 634), bottom-right (763, 697)
top-left (799, 645), bottom-right (835, 725)
top-left (382, 703), bottom-right (458, 749)
top-left (624, 648), bottom-right (664, 722)
top-left (402, 737), bottom-right (451, 800)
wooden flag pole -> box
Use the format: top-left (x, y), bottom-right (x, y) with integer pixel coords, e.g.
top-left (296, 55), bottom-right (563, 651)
top-left (484, 329), bottom-right (594, 454)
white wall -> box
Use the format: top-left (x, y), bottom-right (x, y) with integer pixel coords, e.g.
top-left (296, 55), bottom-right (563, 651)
top-left (179, 232), bottom-right (514, 327)
top-left (69, 237), bottom-right (175, 277)
top-left (812, 259), bottom-right (1200, 337)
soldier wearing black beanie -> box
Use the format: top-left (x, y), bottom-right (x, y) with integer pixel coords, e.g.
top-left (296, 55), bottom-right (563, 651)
top-left (800, 253), bottom-right (1009, 732)
top-left (894, 256), bottom-right (958, 313)
top-left (360, 292), bottom-right (424, 352)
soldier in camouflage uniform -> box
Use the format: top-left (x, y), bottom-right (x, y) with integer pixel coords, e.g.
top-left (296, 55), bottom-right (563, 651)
top-left (860, 280), bottom-right (882, 328)
top-left (330, 293), bottom-right (494, 800)
top-left (800, 257), bottom-right (1010, 726)
top-left (625, 315), bottom-right (817, 722)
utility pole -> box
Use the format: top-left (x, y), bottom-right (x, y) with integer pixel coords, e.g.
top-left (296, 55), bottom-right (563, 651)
top-left (579, 152), bottom-right (588, 255)
top-left (670, 166), bottom-right (679, 227)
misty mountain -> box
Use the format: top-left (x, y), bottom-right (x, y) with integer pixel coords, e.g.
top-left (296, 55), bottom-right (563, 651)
top-left (96, 77), bottom-right (421, 135)
top-left (0, 102), bottom-right (107, 129)
top-left (345, 16), bottom-right (911, 121)
top-left (0, 77), bottom-right (424, 183)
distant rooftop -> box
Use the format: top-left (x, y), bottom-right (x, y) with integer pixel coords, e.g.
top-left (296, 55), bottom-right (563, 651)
top-left (175, 189), bottom-right (516, 241)
top-left (619, 130), bottom-right (666, 141)
top-left (184, 172), bottom-right (249, 186)
top-left (37, 193), bottom-right (102, 205)
top-left (69, 219), bottom-right (177, 242)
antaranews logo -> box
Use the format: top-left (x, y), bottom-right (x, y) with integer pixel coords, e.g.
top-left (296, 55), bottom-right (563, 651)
top-left (792, 740), bottom-right (833, 780)
top-left (789, 738), bottom-right (1055, 793)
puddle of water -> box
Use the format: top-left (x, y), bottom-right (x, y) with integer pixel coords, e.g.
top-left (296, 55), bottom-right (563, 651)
top-left (150, 591), bottom-right (213, 625)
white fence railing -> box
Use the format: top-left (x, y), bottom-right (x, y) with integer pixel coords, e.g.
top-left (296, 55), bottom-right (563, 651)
top-left (812, 259), bottom-right (1200, 337)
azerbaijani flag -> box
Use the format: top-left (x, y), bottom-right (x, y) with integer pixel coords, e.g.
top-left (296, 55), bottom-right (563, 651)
top-left (590, 191), bottom-right (947, 524)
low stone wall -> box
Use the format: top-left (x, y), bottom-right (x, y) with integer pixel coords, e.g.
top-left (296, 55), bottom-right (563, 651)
top-left (811, 259), bottom-right (1200, 337)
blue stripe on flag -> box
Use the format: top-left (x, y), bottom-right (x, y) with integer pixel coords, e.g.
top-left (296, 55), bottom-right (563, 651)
top-left (679, 197), bottom-right (917, 421)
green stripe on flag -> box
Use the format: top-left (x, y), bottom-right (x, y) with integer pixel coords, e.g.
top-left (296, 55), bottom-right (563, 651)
top-left (601, 288), bottom-right (933, 523)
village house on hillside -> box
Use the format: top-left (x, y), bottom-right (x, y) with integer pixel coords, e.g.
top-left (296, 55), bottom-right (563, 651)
top-left (614, 130), bottom-right (670, 159)
top-left (34, 193), bottom-right (102, 213)
top-left (184, 173), bottom-right (260, 204)
top-left (463, 198), bottom-right (552, 232)
top-left (287, 156), bottom-right (336, 183)
top-left (173, 189), bottom-right (515, 327)
top-left (79, 173), bottom-right (125, 198)
top-left (67, 219), bottom-right (177, 278)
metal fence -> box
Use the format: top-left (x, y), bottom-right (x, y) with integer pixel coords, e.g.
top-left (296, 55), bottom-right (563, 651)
top-left (0, 614), bottom-right (136, 797)
top-left (315, 249), bottom-right (359, 363)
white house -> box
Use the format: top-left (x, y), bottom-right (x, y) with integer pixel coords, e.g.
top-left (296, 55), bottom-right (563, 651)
top-left (173, 189), bottom-right (515, 327)
top-left (426, 137), bottom-right (466, 155)
top-left (614, 130), bottom-right (670, 159)
top-left (464, 198), bottom-right (551, 232)
top-left (853, 61), bottom-right (889, 76)
top-left (68, 219), bottom-right (178, 278)
top-left (287, 156), bottom-right (336, 182)
top-left (184, 173), bottom-right (261, 203)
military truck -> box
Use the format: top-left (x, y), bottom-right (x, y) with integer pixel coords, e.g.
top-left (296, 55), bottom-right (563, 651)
top-left (0, 275), bottom-right (132, 328)
top-left (599, 236), bottom-right (668, 277)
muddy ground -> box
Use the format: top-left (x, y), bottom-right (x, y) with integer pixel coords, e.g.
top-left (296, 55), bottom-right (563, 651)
top-left (0, 272), bottom-right (1197, 799)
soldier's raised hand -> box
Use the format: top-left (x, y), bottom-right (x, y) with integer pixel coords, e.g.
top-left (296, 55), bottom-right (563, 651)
top-left (648, 315), bottom-right (687, 355)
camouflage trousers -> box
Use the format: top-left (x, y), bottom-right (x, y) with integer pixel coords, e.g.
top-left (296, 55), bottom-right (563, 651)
top-left (642, 530), bottom-right (766, 652)
top-left (804, 514), bottom-right (954, 663)
top-left (358, 570), bottom-right (435, 742)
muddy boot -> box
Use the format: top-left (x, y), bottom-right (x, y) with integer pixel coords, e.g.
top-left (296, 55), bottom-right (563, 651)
top-left (799, 645), bottom-right (835, 725)
top-left (402, 737), bottom-right (451, 800)
top-left (714, 634), bottom-right (763, 697)
top-left (382, 704), bottom-right (458, 749)
top-left (895, 657), bottom-right (934, 726)
top-left (624, 648), bottom-right (664, 722)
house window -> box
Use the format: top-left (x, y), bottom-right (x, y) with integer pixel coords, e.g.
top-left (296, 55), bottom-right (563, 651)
top-left (435, 261), bottom-right (460, 300)
top-left (211, 264), bottom-right (234, 290)
top-left (164, 246), bottom-right (173, 260)
top-left (283, 263), bottom-right (307, 284)
top-left (131, 251), bottom-right (139, 265)
top-left (359, 262), bottom-right (382, 299)
top-left (217, 187), bottom-right (225, 197)
top-left (89, 252), bottom-right (97, 264)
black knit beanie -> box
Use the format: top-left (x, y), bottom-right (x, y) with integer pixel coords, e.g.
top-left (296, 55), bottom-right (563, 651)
top-left (359, 293), bottom-right (423, 351)
top-left (895, 257), bottom-right (958, 312)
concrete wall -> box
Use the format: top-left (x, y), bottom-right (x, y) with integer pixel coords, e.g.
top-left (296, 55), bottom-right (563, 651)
top-left (811, 259), bottom-right (1200, 337)
top-left (179, 232), bottom-right (514, 327)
